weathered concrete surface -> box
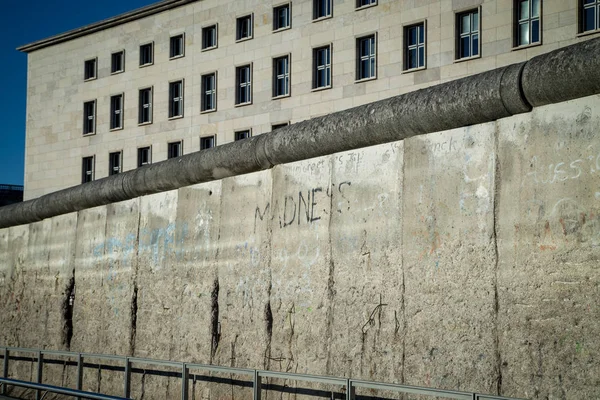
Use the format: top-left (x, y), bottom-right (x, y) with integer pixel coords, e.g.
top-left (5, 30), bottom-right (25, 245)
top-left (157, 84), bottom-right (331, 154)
top-left (403, 124), bottom-right (498, 393)
top-left (2, 95), bottom-right (600, 399)
top-left (496, 100), bottom-right (600, 399)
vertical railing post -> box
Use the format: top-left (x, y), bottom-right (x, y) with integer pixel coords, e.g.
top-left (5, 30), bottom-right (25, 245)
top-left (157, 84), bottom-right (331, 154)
top-left (346, 379), bottom-right (355, 400)
top-left (124, 357), bottom-right (131, 398)
top-left (76, 353), bottom-right (83, 400)
top-left (35, 351), bottom-right (43, 400)
top-left (253, 370), bottom-right (261, 400)
top-left (1, 348), bottom-right (8, 395)
top-left (181, 363), bottom-right (188, 400)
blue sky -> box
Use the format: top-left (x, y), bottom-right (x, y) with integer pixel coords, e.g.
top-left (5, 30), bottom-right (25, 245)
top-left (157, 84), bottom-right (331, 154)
top-left (0, 0), bottom-right (156, 185)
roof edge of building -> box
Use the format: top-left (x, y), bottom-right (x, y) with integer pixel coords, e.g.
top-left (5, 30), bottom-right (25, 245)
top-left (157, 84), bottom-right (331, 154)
top-left (17, 0), bottom-right (199, 53)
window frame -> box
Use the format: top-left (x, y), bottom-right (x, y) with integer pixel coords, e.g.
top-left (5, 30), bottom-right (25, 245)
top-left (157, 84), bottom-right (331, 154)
top-left (138, 87), bottom-right (153, 125)
top-left (202, 24), bottom-right (218, 51)
top-left (235, 64), bottom-right (253, 106)
top-left (201, 72), bottom-right (218, 113)
top-left (236, 14), bottom-right (254, 42)
top-left (312, 44), bottom-right (333, 91)
top-left (513, 0), bottom-right (542, 48)
top-left (403, 21), bottom-right (427, 72)
top-left (273, 54), bottom-right (291, 99)
top-left (82, 156), bottom-right (95, 184)
top-left (356, 0), bottom-right (377, 10)
top-left (273, 3), bottom-right (292, 31)
top-left (200, 135), bottom-right (216, 150)
top-left (168, 79), bottom-right (185, 119)
top-left (137, 146), bottom-right (152, 168)
top-left (169, 33), bottom-right (185, 59)
top-left (356, 33), bottom-right (377, 82)
top-left (111, 50), bottom-right (125, 74)
top-left (109, 151), bottom-right (122, 176)
top-left (83, 100), bottom-right (96, 136)
top-left (578, 0), bottom-right (600, 35)
top-left (168, 141), bottom-right (183, 159)
top-left (84, 58), bottom-right (97, 81)
top-left (234, 129), bottom-right (252, 141)
top-left (139, 42), bottom-right (154, 67)
top-left (272, 122), bottom-right (290, 131)
top-left (313, 0), bottom-right (333, 20)
top-left (110, 93), bottom-right (124, 131)
top-left (455, 8), bottom-right (481, 61)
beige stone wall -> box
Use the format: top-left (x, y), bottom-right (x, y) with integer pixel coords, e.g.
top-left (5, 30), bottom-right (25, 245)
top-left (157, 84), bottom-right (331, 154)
top-left (23, 0), bottom-right (597, 200)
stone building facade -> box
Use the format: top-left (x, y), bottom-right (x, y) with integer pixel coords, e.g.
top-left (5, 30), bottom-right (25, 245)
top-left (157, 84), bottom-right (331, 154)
top-left (18, 0), bottom-right (600, 200)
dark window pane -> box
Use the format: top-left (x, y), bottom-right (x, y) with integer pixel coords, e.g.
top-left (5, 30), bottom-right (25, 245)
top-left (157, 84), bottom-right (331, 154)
top-left (409, 26), bottom-right (417, 46)
top-left (418, 24), bottom-right (424, 44)
top-left (531, 19), bottom-right (540, 43)
top-left (408, 48), bottom-right (417, 69)
top-left (460, 36), bottom-right (471, 58)
top-left (472, 34), bottom-right (479, 56)
top-left (584, 7), bottom-right (596, 31)
top-left (418, 46), bottom-right (425, 67)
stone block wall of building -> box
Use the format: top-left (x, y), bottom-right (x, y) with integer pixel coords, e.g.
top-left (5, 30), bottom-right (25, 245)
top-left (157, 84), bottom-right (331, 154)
top-left (22, 0), bottom-right (599, 199)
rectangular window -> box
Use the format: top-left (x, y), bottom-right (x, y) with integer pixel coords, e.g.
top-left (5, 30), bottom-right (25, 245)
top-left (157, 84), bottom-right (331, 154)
top-left (200, 136), bottom-right (216, 150)
top-left (138, 87), bottom-right (153, 124)
top-left (137, 147), bottom-right (151, 167)
top-left (83, 100), bottom-right (96, 135)
top-left (313, 45), bottom-right (332, 89)
top-left (236, 14), bottom-right (253, 41)
top-left (274, 4), bottom-right (291, 30)
top-left (168, 141), bottom-right (183, 159)
top-left (273, 55), bottom-right (290, 98)
top-left (581, 0), bottom-right (600, 32)
top-left (139, 43), bottom-right (153, 66)
top-left (404, 23), bottom-right (426, 70)
top-left (84, 58), bottom-right (96, 81)
top-left (111, 51), bottom-right (124, 74)
top-left (457, 9), bottom-right (480, 59)
top-left (235, 130), bottom-right (251, 141)
top-left (515, 0), bottom-right (541, 46)
top-left (357, 34), bottom-right (376, 80)
top-left (169, 80), bottom-right (184, 118)
top-left (201, 73), bottom-right (217, 112)
top-left (272, 123), bottom-right (289, 131)
top-left (202, 25), bottom-right (218, 50)
top-left (314, 0), bottom-right (332, 19)
top-left (357, 0), bottom-right (377, 8)
top-left (170, 34), bottom-right (185, 58)
top-left (236, 65), bottom-right (252, 105)
top-left (82, 156), bottom-right (94, 183)
top-left (110, 94), bottom-right (124, 130)
top-left (109, 152), bottom-right (122, 176)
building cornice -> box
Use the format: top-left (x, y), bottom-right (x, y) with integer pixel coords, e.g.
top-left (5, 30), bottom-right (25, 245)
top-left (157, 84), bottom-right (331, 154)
top-left (17, 0), bottom-right (199, 53)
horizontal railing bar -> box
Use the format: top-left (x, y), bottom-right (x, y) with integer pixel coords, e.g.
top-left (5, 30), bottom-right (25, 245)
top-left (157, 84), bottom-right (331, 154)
top-left (128, 357), bottom-right (181, 368)
top-left (0, 377), bottom-right (130, 400)
top-left (185, 363), bottom-right (255, 376)
top-left (259, 371), bottom-right (346, 386)
top-left (39, 350), bottom-right (76, 357)
top-left (351, 380), bottom-right (473, 400)
top-left (80, 353), bottom-right (127, 362)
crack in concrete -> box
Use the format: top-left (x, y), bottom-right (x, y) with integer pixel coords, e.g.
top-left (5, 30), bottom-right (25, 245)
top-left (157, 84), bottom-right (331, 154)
top-left (492, 127), bottom-right (503, 396)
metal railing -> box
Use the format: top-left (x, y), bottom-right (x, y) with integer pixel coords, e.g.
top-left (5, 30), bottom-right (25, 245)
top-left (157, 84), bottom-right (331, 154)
top-left (0, 346), bottom-right (525, 400)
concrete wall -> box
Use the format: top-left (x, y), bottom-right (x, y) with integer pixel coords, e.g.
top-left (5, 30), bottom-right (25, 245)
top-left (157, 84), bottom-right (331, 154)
top-left (2, 94), bottom-right (600, 399)
top-left (23, 0), bottom-right (600, 199)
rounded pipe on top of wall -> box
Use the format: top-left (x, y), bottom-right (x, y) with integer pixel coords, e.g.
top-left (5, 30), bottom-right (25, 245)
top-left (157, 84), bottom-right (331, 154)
top-left (1, 38), bottom-right (600, 229)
